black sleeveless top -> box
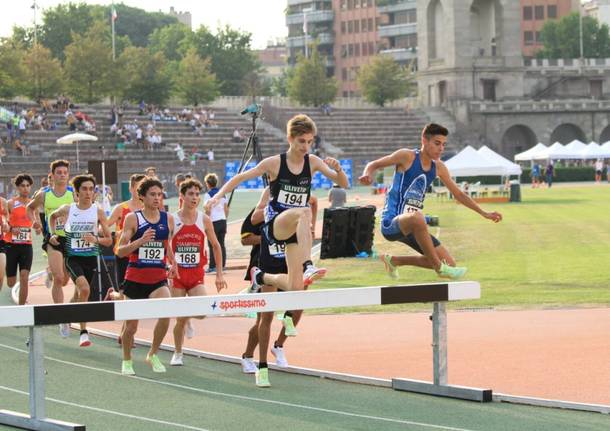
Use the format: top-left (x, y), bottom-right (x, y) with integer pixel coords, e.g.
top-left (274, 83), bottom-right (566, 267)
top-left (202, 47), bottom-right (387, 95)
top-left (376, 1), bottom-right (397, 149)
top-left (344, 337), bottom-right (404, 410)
top-left (264, 153), bottom-right (311, 223)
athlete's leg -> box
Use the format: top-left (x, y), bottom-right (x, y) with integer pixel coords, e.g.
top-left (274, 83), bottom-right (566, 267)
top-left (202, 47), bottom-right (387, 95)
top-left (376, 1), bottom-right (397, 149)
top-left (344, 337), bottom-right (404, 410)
top-left (387, 245), bottom-right (456, 270)
top-left (148, 285), bottom-right (171, 357)
top-left (0, 252), bottom-right (5, 290)
top-left (121, 319), bottom-right (139, 361)
top-left (48, 247), bottom-right (67, 303)
top-left (17, 270), bottom-right (29, 305)
top-left (72, 275), bottom-right (91, 331)
top-left (272, 207), bottom-right (312, 265)
top-left (171, 286), bottom-right (187, 354)
top-left (244, 313), bottom-right (262, 358)
top-left (257, 285), bottom-right (277, 365)
top-left (396, 212), bottom-right (442, 271)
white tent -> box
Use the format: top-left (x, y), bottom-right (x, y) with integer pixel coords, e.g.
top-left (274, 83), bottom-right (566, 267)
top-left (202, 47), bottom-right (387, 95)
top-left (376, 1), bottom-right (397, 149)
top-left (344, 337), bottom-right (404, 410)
top-left (564, 139), bottom-right (587, 155)
top-left (445, 145), bottom-right (506, 177)
top-left (601, 141), bottom-right (610, 157)
top-left (477, 145), bottom-right (522, 175)
top-left (514, 143), bottom-right (547, 161)
top-left (579, 142), bottom-right (609, 159)
top-left (534, 141), bottom-right (579, 160)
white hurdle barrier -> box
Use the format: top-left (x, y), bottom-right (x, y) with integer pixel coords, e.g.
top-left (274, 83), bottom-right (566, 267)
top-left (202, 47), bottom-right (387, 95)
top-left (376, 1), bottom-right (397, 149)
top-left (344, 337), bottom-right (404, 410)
top-left (0, 281), bottom-right (489, 431)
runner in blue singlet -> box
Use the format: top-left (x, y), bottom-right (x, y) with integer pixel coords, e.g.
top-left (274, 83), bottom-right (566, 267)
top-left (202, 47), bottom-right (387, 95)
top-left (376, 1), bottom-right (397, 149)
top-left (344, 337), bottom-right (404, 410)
top-left (359, 123), bottom-right (503, 280)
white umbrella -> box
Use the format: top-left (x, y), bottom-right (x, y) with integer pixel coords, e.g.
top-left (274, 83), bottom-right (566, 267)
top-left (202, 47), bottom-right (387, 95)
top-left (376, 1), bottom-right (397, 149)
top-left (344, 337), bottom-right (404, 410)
top-left (514, 143), bottom-right (547, 161)
top-left (56, 133), bottom-right (98, 171)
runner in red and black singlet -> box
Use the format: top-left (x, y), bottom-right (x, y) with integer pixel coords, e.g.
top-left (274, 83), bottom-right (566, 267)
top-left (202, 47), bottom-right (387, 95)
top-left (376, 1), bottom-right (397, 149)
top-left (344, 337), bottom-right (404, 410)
top-left (116, 177), bottom-right (176, 376)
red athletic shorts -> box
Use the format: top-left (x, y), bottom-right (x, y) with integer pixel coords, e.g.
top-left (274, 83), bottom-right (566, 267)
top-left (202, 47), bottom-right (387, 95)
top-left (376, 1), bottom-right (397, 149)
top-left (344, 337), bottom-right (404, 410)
top-left (172, 273), bottom-right (204, 290)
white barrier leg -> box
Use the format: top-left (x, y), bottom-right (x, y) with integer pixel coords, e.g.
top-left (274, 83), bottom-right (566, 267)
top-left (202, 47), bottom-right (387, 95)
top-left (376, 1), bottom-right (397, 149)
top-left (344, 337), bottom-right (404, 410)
top-left (392, 302), bottom-right (493, 402)
top-left (0, 326), bottom-right (85, 430)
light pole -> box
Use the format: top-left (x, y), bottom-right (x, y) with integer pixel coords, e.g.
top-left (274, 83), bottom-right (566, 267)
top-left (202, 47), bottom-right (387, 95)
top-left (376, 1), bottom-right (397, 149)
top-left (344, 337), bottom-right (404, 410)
top-left (579, 1), bottom-right (584, 70)
top-left (32, 1), bottom-right (38, 45)
top-left (303, 7), bottom-right (313, 58)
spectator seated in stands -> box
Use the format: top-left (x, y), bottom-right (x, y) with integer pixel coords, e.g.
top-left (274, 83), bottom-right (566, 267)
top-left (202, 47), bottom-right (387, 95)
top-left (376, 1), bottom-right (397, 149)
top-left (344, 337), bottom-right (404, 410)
top-left (232, 127), bottom-right (244, 143)
top-left (13, 138), bottom-right (30, 156)
top-left (174, 143), bottom-right (186, 161)
top-left (321, 103), bottom-right (332, 116)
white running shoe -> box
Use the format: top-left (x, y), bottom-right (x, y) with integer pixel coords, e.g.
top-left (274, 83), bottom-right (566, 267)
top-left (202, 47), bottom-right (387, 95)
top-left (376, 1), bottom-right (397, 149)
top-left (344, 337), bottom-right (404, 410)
top-left (185, 320), bottom-right (195, 339)
top-left (170, 352), bottom-right (184, 366)
top-left (241, 357), bottom-right (258, 374)
top-left (303, 265), bottom-right (327, 285)
top-left (271, 346), bottom-right (288, 368)
top-left (249, 266), bottom-right (262, 293)
top-left (59, 323), bottom-right (70, 338)
top-left (79, 332), bottom-right (91, 347)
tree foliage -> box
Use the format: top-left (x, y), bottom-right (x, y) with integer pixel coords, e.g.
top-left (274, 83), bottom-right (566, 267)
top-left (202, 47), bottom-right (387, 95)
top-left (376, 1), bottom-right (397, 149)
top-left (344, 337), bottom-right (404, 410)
top-left (0, 40), bottom-right (25, 98)
top-left (21, 44), bottom-right (64, 101)
top-left (538, 13), bottom-right (610, 59)
top-left (148, 23), bottom-right (193, 62)
top-left (288, 45), bottom-right (337, 106)
top-left (357, 55), bottom-right (412, 107)
top-left (119, 47), bottom-right (172, 105)
top-left (63, 22), bottom-right (114, 104)
top-left (190, 25), bottom-right (260, 95)
top-left (39, 3), bottom-right (97, 61)
top-left (174, 48), bottom-right (219, 105)
top-left (271, 68), bottom-right (294, 97)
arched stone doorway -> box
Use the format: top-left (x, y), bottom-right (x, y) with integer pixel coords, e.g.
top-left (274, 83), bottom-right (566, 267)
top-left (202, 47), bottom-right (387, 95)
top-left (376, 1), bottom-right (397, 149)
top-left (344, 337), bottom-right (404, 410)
top-left (501, 124), bottom-right (538, 158)
top-left (599, 125), bottom-right (610, 144)
top-left (549, 124), bottom-right (586, 144)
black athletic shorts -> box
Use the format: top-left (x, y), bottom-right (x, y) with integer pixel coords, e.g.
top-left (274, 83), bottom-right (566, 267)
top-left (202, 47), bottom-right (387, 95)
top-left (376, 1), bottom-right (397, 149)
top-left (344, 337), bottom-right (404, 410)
top-left (0, 240), bottom-right (7, 254)
top-left (42, 235), bottom-right (66, 253)
top-left (259, 233), bottom-right (288, 275)
top-left (262, 215), bottom-right (297, 247)
top-left (5, 243), bottom-right (33, 277)
top-left (121, 279), bottom-right (167, 300)
top-left (65, 255), bottom-right (98, 284)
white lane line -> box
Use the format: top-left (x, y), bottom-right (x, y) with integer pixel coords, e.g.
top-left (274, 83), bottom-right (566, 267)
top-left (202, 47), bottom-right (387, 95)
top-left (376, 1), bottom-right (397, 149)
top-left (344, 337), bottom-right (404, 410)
top-left (0, 343), bottom-right (477, 431)
top-left (0, 385), bottom-right (210, 431)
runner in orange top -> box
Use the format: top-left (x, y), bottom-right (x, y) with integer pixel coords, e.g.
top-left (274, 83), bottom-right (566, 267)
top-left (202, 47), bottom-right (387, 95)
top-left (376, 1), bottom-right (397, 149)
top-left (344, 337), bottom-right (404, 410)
top-left (4, 174), bottom-right (36, 304)
top-left (0, 196), bottom-right (8, 291)
top-left (169, 179), bottom-right (226, 366)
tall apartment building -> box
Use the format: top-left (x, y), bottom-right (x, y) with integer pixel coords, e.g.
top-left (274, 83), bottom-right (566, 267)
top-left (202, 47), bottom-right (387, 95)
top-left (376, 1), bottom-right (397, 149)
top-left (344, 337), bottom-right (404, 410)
top-left (286, 0), bottom-right (417, 96)
top-left (520, 0), bottom-right (578, 57)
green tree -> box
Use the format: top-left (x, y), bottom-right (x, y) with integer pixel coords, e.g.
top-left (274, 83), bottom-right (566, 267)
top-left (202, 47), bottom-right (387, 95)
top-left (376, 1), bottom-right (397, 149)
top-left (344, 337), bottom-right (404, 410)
top-left (175, 48), bottom-right (219, 105)
top-left (357, 55), bottom-right (412, 107)
top-left (288, 45), bottom-right (337, 106)
top-left (21, 44), bottom-right (64, 100)
top-left (109, 4), bottom-right (178, 47)
top-left (63, 22), bottom-right (114, 104)
top-left (190, 25), bottom-right (260, 95)
top-left (119, 47), bottom-right (172, 105)
top-left (271, 68), bottom-right (294, 97)
top-left (148, 23), bottom-right (193, 62)
top-left (538, 13), bottom-right (610, 58)
top-left (39, 3), bottom-right (97, 61)
top-left (0, 40), bottom-right (25, 98)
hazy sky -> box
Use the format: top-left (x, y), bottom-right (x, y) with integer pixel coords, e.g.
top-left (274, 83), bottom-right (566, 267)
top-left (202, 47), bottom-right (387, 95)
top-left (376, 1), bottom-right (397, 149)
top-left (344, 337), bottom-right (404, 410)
top-left (0, 0), bottom-right (288, 49)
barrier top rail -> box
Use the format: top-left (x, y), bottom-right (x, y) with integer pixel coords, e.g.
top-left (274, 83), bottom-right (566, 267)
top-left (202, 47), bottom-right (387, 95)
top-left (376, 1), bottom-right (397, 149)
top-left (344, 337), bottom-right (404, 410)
top-left (0, 282), bottom-right (480, 328)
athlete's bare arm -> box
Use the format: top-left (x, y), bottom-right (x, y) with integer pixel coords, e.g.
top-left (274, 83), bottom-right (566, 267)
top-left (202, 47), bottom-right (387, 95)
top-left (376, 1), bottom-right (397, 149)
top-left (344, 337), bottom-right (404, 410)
top-left (83, 207), bottom-right (113, 247)
top-left (0, 198), bottom-right (8, 233)
top-left (309, 155), bottom-right (349, 188)
top-left (48, 204), bottom-right (70, 235)
top-left (204, 156), bottom-right (280, 211)
top-left (106, 203), bottom-right (124, 228)
top-left (436, 161), bottom-right (502, 223)
top-left (203, 213), bottom-right (226, 292)
top-left (116, 213), bottom-right (154, 258)
top-left (359, 149), bottom-right (414, 185)
top-left (251, 187), bottom-right (270, 225)
top-left (26, 190), bottom-right (45, 233)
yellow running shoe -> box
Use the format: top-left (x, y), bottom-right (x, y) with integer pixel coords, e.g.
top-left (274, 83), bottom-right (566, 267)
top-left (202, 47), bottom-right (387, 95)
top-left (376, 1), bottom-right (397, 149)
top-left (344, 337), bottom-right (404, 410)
top-left (255, 367), bottom-right (271, 387)
top-left (121, 360), bottom-right (135, 376)
top-left (146, 354), bottom-right (166, 373)
top-left (380, 254), bottom-right (399, 280)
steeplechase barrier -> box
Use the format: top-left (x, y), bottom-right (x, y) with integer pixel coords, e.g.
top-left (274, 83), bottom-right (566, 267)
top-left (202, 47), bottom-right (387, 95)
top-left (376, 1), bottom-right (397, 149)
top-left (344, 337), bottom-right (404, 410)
top-left (0, 281), bottom-right (488, 431)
